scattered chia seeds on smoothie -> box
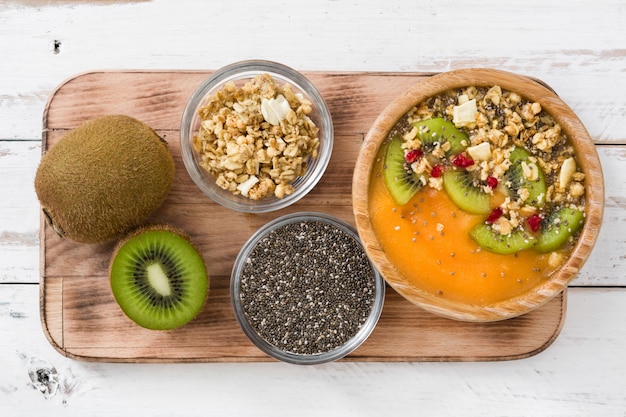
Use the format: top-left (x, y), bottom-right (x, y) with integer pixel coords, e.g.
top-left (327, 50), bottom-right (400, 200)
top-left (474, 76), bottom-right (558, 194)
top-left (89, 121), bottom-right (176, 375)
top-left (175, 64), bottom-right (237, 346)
top-left (239, 219), bottom-right (377, 356)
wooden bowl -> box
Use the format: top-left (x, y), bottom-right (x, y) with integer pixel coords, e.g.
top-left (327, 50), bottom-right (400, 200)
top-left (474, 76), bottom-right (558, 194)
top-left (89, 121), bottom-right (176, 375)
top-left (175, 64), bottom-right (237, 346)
top-left (352, 68), bottom-right (604, 322)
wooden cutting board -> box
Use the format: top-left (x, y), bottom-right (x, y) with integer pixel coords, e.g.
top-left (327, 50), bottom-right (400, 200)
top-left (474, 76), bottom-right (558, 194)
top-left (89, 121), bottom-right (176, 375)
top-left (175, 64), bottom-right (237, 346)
top-left (40, 70), bottom-right (566, 362)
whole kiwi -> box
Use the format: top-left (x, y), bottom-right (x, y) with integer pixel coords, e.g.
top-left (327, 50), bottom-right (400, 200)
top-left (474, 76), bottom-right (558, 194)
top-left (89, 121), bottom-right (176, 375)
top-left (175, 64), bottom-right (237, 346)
top-left (35, 115), bottom-right (175, 243)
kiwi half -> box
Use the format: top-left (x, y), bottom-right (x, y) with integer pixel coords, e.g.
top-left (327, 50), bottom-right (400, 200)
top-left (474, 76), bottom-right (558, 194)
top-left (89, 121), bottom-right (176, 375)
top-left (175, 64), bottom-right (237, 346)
top-left (383, 135), bottom-right (425, 205)
top-left (442, 169), bottom-right (492, 215)
top-left (35, 115), bottom-right (175, 244)
top-left (109, 224), bottom-right (209, 330)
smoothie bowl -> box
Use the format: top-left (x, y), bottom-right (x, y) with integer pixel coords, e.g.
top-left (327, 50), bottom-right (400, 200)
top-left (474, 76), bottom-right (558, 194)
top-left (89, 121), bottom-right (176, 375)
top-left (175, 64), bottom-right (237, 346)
top-left (352, 68), bottom-right (604, 322)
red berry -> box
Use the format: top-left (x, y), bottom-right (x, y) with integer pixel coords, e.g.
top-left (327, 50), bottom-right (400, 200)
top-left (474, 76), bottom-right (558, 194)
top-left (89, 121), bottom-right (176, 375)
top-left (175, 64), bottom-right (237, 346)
top-left (486, 176), bottom-right (498, 189)
top-left (452, 153), bottom-right (474, 168)
top-left (431, 164), bottom-right (444, 178)
top-left (405, 149), bottom-right (423, 164)
top-left (527, 214), bottom-right (542, 233)
top-left (486, 207), bottom-right (503, 224)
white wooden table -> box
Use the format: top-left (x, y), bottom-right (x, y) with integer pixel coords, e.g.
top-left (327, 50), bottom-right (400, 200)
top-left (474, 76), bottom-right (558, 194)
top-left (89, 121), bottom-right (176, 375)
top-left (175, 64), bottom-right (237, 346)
top-left (1, 1), bottom-right (625, 415)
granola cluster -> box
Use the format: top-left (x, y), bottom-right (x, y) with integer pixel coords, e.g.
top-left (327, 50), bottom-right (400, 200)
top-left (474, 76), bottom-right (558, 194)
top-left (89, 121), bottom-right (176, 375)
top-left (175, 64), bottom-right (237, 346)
top-left (193, 73), bottom-right (320, 200)
top-left (400, 85), bottom-right (585, 238)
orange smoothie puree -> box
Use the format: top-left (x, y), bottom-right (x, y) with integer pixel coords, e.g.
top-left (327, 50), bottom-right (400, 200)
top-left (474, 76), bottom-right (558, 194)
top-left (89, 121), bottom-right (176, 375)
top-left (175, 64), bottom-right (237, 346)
top-left (369, 157), bottom-right (559, 306)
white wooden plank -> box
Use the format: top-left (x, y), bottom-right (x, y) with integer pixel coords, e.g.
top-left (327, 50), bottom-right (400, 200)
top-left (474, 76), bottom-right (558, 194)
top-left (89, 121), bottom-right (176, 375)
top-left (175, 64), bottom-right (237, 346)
top-left (0, 1), bottom-right (625, 416)
top-left (1, 284), bottom-right (624, 416)
top-left (577, 146), bottom-right (626, 285)
top-left (0, 141), bottom-right (40, 284)
top-left (0, 0), bottom-right (624, 141)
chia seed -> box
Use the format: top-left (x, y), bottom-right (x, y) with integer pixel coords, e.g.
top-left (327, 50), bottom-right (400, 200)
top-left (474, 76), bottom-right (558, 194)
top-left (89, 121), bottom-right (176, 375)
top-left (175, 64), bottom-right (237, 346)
top-left (238, 218), bottom-right (378, 356)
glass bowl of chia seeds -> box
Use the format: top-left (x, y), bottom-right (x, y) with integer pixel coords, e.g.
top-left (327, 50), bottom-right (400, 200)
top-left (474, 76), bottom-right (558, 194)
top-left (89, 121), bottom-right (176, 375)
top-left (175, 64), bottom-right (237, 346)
top-left (180, 60), bottom-right (333, 213)
top-left (230, 212), bottom-right (385, 365)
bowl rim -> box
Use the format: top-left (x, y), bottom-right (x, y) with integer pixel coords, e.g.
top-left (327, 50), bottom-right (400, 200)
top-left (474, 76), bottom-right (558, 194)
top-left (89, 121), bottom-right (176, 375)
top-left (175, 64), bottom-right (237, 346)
top-left (230, 211), bottom-right (386, 364)
top-left (352, 68), bottom-right (605, 322)
top-left (180, 59), bottom-right (334, 213)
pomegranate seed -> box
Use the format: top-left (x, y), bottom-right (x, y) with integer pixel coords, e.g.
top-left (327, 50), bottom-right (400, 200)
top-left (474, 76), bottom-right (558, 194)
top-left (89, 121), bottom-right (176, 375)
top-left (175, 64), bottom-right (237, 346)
top-left (527, 214), bottom-right (542, 232)
top-left (486, 176), bottom-right (498, 189)
top-left (486, 207), bottom-right (503, 224)
top-left (452, 153), bottom-right (474, 168)
top-left (431, 165), bottom-right (444, 178)
top-left (405, 149), bottom-right (423, 164)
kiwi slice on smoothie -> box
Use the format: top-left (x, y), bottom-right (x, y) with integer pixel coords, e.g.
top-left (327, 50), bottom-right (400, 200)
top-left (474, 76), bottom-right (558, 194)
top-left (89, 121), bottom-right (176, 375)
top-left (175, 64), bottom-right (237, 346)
top-left (413, 118), bottom-right (469, 155)
top-left (534, 207), bottom-right (585, 253)
top-left (442, 169), bottom-right (492, 215)
top-left (382, 119), bottom-right (470, 206)
top-left (506, 147), bottom-right (547, 208)
top-left (469, 222), bottom-right (536, 255)
top-left (383, 135), bottom-right (425, 205)
top-left (470, 207), bottom-right (585, 255)
top-left (109, 224), bottom-right (209, 330)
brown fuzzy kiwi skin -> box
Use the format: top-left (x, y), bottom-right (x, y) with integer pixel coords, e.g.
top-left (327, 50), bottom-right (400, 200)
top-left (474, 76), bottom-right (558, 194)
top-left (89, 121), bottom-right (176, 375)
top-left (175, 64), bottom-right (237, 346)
top-left (35, 115), bottom-right (175, 244)
top-left (109, 223), bottom-right (210, 330)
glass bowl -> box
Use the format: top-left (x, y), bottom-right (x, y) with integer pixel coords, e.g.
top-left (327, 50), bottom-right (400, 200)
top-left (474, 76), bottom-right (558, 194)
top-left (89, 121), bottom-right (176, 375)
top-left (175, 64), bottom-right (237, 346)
top-left (180, 60), bottom-right (333, 213)
top-left (230, 212), bottom-right (385, 365)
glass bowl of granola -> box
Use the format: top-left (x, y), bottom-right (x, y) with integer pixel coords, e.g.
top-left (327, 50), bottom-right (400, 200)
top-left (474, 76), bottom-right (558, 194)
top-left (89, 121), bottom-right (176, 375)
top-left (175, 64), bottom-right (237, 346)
top-left (181, 60), bottom-right (333, 213)
top-left (352, 68), bottom-right (604, 322)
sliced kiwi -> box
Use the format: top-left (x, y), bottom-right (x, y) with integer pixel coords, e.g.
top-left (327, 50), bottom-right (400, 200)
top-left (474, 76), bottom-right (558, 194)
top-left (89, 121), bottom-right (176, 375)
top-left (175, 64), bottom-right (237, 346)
top-left (506, 147), bottom-right (547, 208)
top-left (382, 135), bottom-right (425, 205)
top-left (34, 115), bottom-right (175, 243)
top-left (442, 169), bottom-right (491, 215)
top-left (509, 146), bottom-right (530, 165)
top-left (413, 118), bottom-right (469, 155)
top-left (469, 222), bottom-right (536, 255)
top-left (109, 224), bottom-right (209, 330)
top-left (534, 207), bottom-right (585, 253)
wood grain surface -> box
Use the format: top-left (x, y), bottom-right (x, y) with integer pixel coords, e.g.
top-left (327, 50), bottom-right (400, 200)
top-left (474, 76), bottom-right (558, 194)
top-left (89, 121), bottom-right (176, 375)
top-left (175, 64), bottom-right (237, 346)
top-left (41, 71), bottom-right (565, 362)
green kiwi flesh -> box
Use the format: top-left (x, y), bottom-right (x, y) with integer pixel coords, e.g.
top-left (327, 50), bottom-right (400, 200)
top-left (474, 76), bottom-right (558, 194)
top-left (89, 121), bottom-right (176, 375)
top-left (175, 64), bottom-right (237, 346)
top-left (413, 118), bottom-right (469, 155)
top-left (535, 207), bottom-right (585, 253)
top-left (469, 222), bottom-right (536, 255)
top-left (470, 207), bottom-right (585, 254)
top-left (35, 115), bottom-right (175, 243)
top-left (109, 225), bottom-right (209, 330)
top-left (506, 147), bottom-right (547, 208)
top-left (442, 169), bottom-right (491, 215)
top-left (383, 135), bottom-right (425, 205)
